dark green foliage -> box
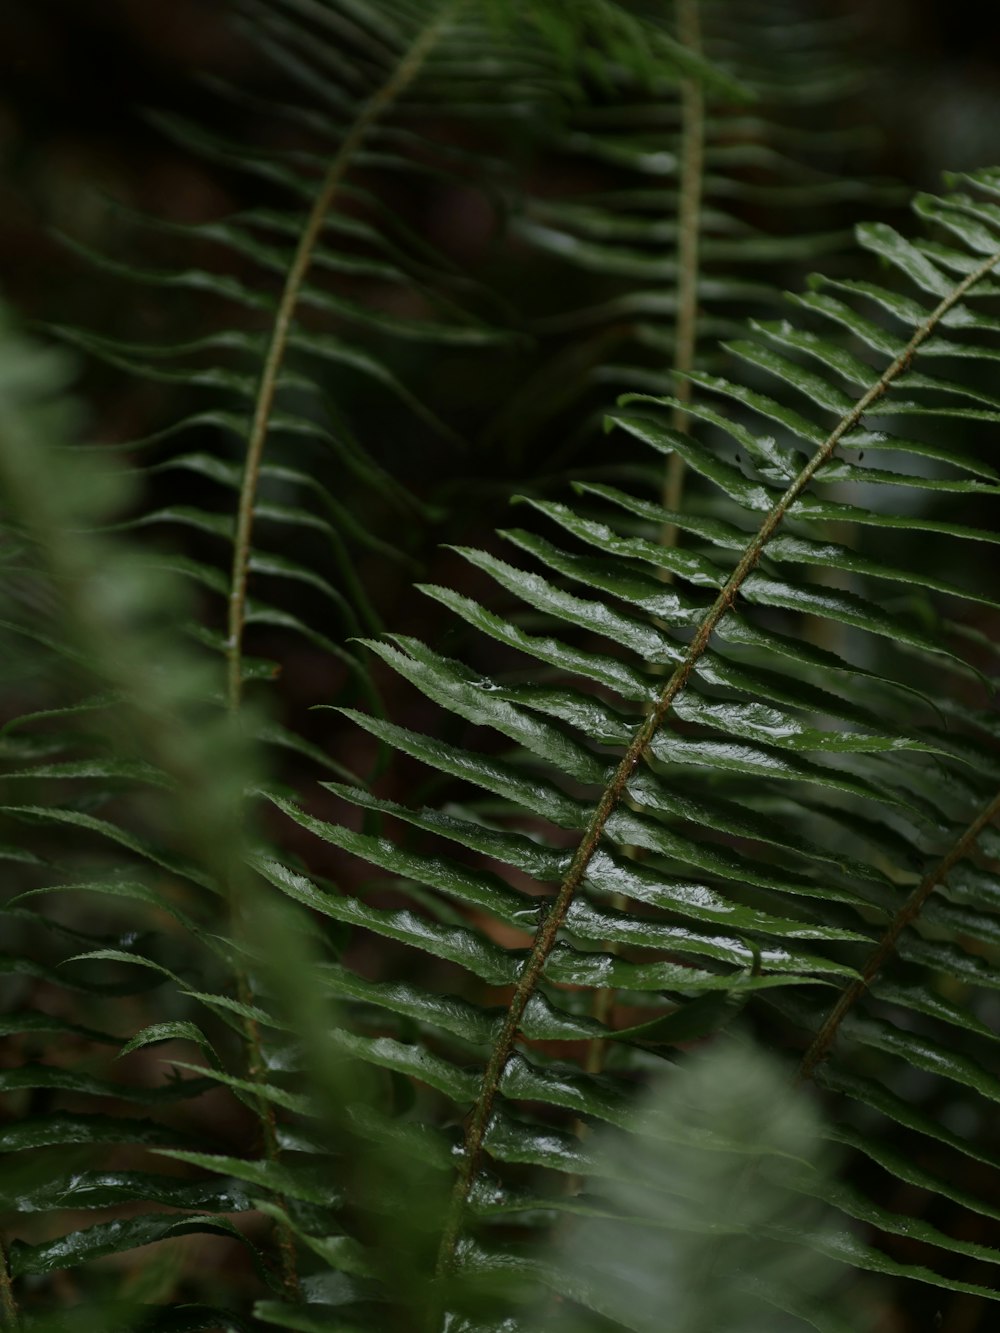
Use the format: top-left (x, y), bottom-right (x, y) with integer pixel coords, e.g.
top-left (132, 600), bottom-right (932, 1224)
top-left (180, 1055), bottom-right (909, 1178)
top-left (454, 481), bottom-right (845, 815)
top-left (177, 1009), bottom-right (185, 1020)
top-left (2, 2), bottom-right (1000, 1331)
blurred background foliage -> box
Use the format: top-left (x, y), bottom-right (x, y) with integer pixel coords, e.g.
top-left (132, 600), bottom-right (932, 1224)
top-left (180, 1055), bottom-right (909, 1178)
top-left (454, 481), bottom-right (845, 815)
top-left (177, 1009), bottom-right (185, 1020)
top-left (5, 1), bottom-right (1000, 329)
top-left (3, 1), bottom-right (994, 431)
top-left (3, 0), bottom-right (1000, 512)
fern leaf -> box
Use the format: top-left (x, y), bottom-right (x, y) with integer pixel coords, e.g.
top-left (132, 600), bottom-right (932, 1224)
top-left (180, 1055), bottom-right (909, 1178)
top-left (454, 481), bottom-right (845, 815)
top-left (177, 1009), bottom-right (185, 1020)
top-left (267, 174), bottom-right (1000, 1324)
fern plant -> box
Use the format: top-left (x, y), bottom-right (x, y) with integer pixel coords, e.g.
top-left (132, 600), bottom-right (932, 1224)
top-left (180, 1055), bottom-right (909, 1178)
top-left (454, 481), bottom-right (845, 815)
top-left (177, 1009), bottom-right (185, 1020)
top-left (2, 2), bottom-right (1000, 1331)
top-left (270, 169), bottom-right (1000, 1325)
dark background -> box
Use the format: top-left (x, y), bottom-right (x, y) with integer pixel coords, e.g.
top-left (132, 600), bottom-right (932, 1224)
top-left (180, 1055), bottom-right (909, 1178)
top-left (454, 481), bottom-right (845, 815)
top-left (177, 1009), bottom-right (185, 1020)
top-left (4, 0), bottom-right (1000, 354)
top-left (2, 0), bottom-right (999, 490)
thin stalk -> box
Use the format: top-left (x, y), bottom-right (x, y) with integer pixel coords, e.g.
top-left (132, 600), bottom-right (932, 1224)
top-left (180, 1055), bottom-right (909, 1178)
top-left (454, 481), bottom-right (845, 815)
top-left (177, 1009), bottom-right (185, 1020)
top-left (585, 0), bottom-right (705, 1080)
top-left (222, 5), bottom-right (456, 1300)
top-left (434, 246), bottom-right (1000, 1285)
top-left (0, 1240), bottom-right (19, 1331)
top-left (798, 787), bottom-right (1000, 1082)
top-left (226, 5), bottom-right (456, 712)
top-left (583, 984), bottom-right (618, 1074)
top-left (661, 0), bottom-right (704, 548)
top-left (236, 972), bottom-right (301, 1300)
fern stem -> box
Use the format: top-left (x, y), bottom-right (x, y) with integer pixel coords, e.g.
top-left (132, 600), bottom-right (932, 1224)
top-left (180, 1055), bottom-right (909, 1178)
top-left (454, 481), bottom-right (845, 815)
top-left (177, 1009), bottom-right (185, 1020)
top-left (798, 787), bottom-right (1000, 1081)
top-left (661, 0), bottom-right (704, 548)
top-left (434, 245), bottom-right (1000, 1286)
top-left (582, 983), bottom-right (618, 1075)
top-left (236, 970), bottom-right (302, 1301)
top-left (221, 8), bottom-right (455, 1303)
top-left (0, 1240), bottom-right (18, 1331)
top-left (226, 4), bottom-right (456, 711)
top-left (583, 0), bottom-right (707, 1082)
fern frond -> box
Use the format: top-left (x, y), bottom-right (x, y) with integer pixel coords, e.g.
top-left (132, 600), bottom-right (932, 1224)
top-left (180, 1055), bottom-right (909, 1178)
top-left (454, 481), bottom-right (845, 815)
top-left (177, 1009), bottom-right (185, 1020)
top-left (50, 0), bottom-right (560, 784)
top-left (0, 306), bottom-right (317, 1314)
top-left (226, 0), bottom-right (464, 708)
top-left (268, 172), bottom-right (1000, 1324)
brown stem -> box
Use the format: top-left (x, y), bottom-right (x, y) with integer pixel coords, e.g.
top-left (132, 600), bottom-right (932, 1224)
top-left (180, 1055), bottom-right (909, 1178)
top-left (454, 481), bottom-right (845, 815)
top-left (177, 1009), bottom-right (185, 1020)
top-left (433, 246), bottom-right (1000, 1284)
top-left (583, 0), bottom-right (707, 1084)
top-left (226, 6), bottom-right (456, 711)
top-left (222, 5), bottom-right (456, 1301)
top-left (798, 788), bottom-right (1000, 1082)
top-left (236, 971), bottom-right (301, 1300)
top-left (662, 0), bottom-right (704, 550)
top-left (0, 1240), bottom-right (19, 1331)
